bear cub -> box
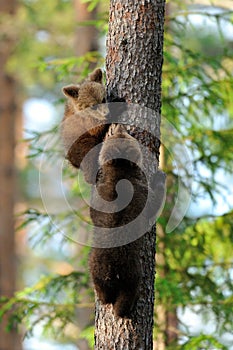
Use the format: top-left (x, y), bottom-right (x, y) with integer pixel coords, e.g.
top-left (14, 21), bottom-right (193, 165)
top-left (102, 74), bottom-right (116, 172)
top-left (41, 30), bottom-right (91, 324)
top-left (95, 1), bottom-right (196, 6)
top-left (89, 124), bottom-right (166, 318)
top-left (61, 68), bottom-right (109, 184)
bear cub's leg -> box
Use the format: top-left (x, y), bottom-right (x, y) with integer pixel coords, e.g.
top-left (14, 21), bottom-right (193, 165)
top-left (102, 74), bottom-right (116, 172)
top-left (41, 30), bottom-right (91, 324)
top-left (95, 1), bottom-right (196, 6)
top-left (89, 245), bottom-right (141, 318)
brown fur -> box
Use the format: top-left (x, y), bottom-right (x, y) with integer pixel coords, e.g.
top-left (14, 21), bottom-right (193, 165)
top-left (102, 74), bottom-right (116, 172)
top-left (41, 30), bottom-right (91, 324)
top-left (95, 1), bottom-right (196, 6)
top-left (61, 79), bottom-right (166, 317)
top-left (61, 68), bottom-right (109, 184)
top-left (89, 125), bottom-right (165, 318)
top-left (89, 241), bottom-right (142, 318)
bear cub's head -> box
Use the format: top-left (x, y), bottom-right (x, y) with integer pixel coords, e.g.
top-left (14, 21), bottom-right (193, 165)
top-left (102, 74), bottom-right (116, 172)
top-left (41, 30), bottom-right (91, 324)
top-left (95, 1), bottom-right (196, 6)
top-left (99, 124), bottom-right (143, 168)
top-left (62, 68), bottom-right (106, 114)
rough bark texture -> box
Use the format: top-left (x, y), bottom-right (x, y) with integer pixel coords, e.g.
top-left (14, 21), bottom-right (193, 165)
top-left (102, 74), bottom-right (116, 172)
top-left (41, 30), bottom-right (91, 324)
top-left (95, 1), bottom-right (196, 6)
top-left (0, 1), bottom-right (21, 349)
top-left (94, 1), bottom-right (165, 349)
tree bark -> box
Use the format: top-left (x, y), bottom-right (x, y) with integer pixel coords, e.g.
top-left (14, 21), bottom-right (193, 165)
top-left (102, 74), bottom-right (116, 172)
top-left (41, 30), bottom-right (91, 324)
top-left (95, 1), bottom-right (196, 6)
top-left (0, 1), bottom-right (21, 349)
top-left (94, 1), bottom-right (166, 349)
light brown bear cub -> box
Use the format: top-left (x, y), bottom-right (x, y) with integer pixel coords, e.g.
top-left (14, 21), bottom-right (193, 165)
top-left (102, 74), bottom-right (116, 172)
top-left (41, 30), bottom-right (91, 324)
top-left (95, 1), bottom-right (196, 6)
top-left (61, 68), bottom-right (109, 184)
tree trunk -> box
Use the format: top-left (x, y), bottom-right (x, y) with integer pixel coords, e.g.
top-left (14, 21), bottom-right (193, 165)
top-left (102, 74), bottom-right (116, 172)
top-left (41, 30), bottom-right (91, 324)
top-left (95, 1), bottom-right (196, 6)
top-left (94, 1), bottom-right (166, 349)
top-left (0, 1), bottom-right (21, 349)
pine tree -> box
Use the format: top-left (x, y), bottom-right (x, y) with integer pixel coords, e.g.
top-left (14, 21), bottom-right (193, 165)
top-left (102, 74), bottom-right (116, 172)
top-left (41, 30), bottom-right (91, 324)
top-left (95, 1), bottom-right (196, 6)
top-left (94, 1), bottom-right (166, 348)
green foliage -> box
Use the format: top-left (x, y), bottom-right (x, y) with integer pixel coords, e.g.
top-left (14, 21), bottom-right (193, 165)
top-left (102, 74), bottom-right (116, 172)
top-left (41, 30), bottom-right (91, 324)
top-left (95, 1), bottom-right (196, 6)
top-left (0, 272), bottom-right (92, 339)
top-left (36, 52), bottom-right (104, 81)
top-left (1, 0), bottom-right (233, 348)
top-left (180, 334), bottom-right (228, 350)
top-left (80, 0), bottom-right (102, 12)
top-left (155, 4), bottom-right (233, 348)
top-left (80, 326), bottom-right (95, 349)
top-left (156, 213), bottom-right (233, 323)
top-left (6, 0), bottom-right (74, 90)
top-left (4, 0), bottom-right (106, 96)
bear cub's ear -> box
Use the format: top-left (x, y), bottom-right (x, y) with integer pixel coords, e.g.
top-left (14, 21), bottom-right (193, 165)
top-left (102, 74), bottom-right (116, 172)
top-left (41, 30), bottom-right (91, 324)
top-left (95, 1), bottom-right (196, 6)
top-left (62, 85), bottom-right (80, 99)
top-left (89, 68), bottom-right (103, 83)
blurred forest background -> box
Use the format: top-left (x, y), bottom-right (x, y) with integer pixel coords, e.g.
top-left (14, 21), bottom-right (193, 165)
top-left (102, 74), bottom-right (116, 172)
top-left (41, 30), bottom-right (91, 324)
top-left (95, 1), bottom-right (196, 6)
top-left (0, 0), bottom-right (233, 349)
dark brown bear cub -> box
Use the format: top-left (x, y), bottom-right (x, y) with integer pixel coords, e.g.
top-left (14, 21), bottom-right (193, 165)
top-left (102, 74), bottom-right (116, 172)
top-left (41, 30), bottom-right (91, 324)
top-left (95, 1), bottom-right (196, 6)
top-left (89, 124), bottom-right (165, 318)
